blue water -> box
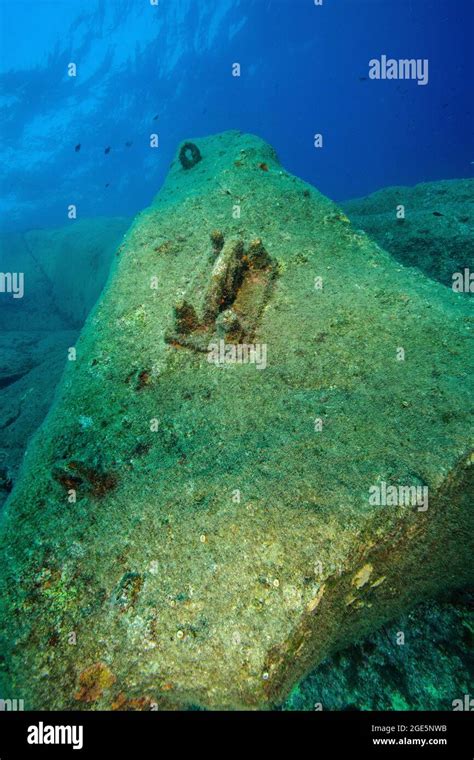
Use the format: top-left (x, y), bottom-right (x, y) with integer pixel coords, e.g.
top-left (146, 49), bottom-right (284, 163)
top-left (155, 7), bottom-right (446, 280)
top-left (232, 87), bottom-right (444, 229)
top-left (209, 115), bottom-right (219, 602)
top-left (0, 0), bottom-right (472, 232)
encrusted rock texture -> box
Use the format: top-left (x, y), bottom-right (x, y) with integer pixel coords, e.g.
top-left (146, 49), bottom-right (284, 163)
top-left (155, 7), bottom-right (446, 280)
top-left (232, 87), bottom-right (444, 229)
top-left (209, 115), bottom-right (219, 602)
top-left (0, 131), bottom-right (472, 710)
top-left (281, 590), bottom-right (474, 711)
top-left (0, 218), bottom-right (129, 508)
top-left (343, 179), bottom-right (474, 288)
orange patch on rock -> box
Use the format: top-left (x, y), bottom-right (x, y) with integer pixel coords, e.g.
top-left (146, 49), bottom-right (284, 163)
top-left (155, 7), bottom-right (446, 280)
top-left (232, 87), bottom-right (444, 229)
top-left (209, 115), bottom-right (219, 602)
top-left (75, 662), bottom-right (116, 702)
top-left (112, 692), bottom-right (155, 711)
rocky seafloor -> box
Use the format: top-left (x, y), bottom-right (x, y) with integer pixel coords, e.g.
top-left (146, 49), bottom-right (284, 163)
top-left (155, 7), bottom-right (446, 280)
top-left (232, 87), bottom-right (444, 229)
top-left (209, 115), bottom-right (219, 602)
top-left (0, 134), bottom-right (472, 710)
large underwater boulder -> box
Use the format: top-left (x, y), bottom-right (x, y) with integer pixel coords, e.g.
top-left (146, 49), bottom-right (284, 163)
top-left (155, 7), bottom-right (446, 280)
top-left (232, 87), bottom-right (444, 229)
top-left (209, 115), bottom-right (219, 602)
top-left (0, 218), bottom-right (130, 508)
top-left (0, 131), bottom-right (472, 710)
top-left (283, 591), bottom-right (474, 711)
top-left (0, 217), bottom-right (130, 331)
top-left (0, 330), bottom-right (76, 507)
top-left (342, 179), bottom-right (474, 289)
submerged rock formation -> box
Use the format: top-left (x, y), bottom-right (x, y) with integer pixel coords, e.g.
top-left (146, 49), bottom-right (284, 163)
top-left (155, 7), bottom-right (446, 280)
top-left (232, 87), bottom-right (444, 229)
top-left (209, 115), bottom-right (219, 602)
top-left (282, 590), bottom-right (474, 711)
top-left (0, 132), bottom-right (472, 710)
top-left (342, 179), bottom-right (474, 289)
top-left (0, 218), bottom-right (129, 507)
top-left (0, 217), bottom-right (130, 331)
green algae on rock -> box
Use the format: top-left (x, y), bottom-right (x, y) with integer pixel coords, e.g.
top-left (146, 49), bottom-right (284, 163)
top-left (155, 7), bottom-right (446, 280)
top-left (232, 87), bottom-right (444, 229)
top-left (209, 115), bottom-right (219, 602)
top-left (0, 131), bottom-right (472, 710)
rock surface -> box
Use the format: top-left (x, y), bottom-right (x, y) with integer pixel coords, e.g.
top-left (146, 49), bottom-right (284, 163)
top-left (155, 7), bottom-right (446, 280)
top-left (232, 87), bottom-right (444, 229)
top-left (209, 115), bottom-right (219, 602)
top-left (0, 217), bottom-right (130, 331)
top-left (0, 132), bottom-right (472, 710)
top-left (0, 218), bottom-right (129, 507)
top-left (0, 331), bottom-right (76, 504)
top-left (342, 179), bottom-right (474, 289)
top-left (281, 590), bottom-right (473, 711)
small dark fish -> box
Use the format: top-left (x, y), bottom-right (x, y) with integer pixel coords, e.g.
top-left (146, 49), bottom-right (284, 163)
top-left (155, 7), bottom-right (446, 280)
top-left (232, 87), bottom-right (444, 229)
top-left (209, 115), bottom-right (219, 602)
top-left (75, 143), bottom-right (81, 152)
top-left (152, 114), bottom-right (159, 121)
top-left (433, 211), bottom-right (443, 217)
top-left (105, 183), bottom-right (110, 188)
top-left (359, 76), bottom-right (367, 81)
top-left (104, 146), bottom-right (111, 154)
top-left (125, 140), bottom-right (133, 147)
